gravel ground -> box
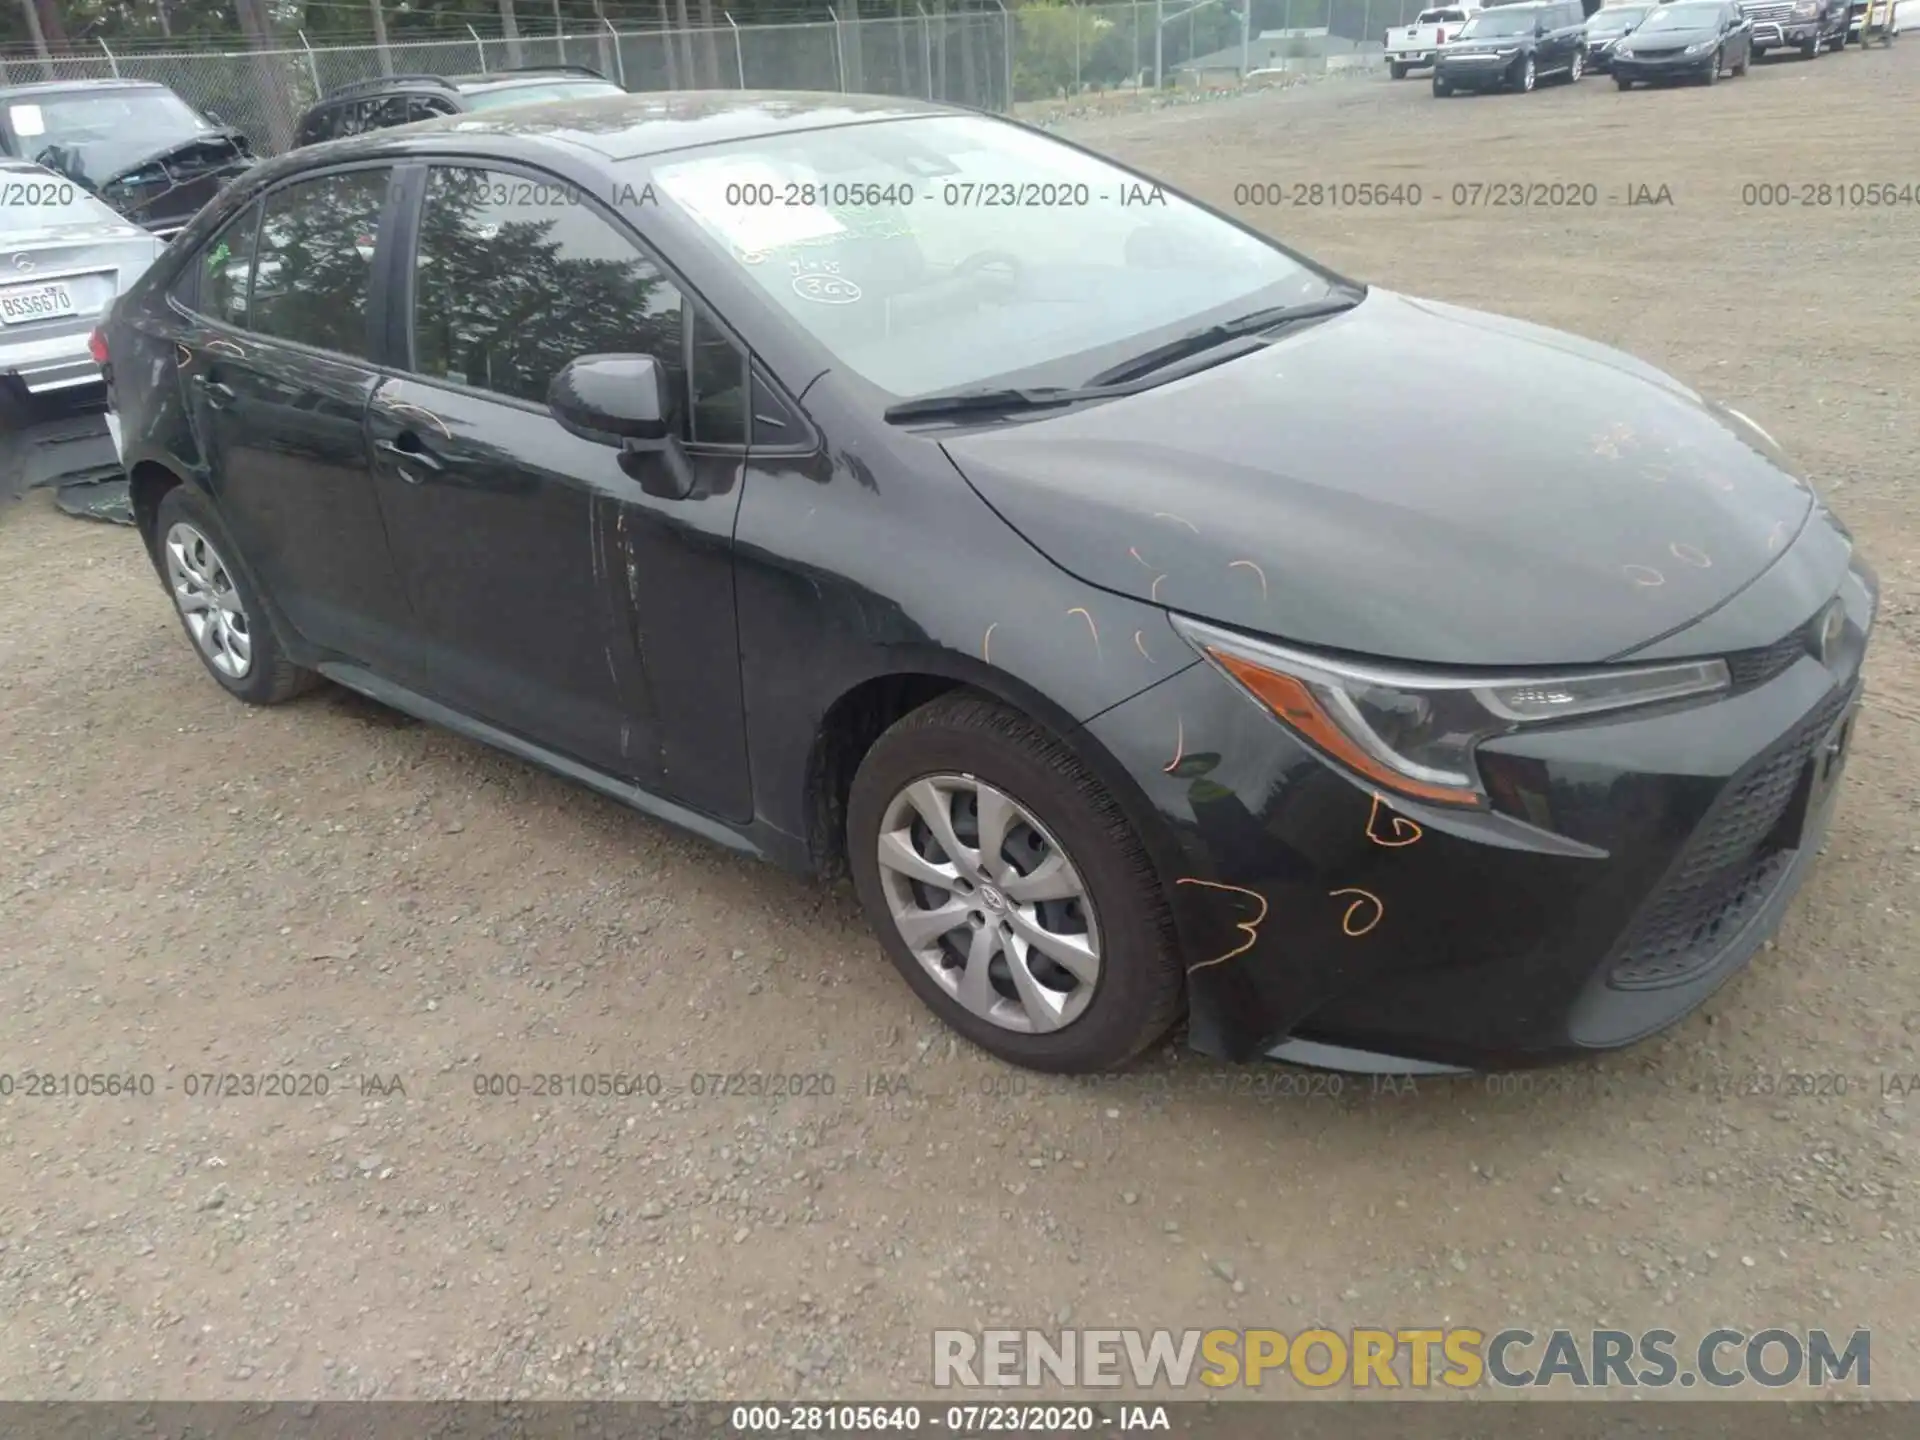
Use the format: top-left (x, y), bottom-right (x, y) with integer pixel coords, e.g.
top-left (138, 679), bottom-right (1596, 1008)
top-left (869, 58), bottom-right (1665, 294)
top-left (3, 52), bottom-right (1918, 1402)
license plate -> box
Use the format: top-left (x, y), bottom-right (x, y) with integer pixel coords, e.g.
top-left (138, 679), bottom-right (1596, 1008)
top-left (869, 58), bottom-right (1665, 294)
top-left (0, 281), bottom-right (77, 325)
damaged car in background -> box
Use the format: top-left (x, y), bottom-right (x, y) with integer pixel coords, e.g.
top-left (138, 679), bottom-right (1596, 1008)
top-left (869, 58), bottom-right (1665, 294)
top-left (100, 94), bottom-right (1877, 1079)
top-left (0, 79), bottom-right (257, 243)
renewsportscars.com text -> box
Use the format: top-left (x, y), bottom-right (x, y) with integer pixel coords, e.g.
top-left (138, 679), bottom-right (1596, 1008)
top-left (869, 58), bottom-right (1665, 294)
top-left (932, 1327), bottom-right (1870, 1390)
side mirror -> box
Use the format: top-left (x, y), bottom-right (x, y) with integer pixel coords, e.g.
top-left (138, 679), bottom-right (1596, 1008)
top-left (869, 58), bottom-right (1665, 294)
top-left (204, 109), bottom-right (226, 126)
top-left (550, 352), bottom-right (675, 442)
top-left (548, 352), bottom-right (695, 500)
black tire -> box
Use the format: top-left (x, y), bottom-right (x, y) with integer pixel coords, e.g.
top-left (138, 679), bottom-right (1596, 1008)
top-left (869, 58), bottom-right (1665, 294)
top-left (1704, 47), bottom-right (1722, 79)
top-left (1734, 48), bottom-right (1750, 72)
top-left (846, 691), bottom-right (1185, 1073)
top-left (1616, 73), bottom-right (1634, 87)
top-left (152, 485), bottom-right (319, 706)
top-left (1390, 60), bottom-right (1409, 78)
top-left (1433, 74), bottom-right (1452, 94)
top-left (1800, 33), bottom-right (1820, 54)
top-left (1514, 53), bottom-right (1538, 90)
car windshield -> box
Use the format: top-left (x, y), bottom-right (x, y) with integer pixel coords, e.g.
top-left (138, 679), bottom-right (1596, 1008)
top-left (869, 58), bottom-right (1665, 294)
top-left (1417, 9), bottom-right (1468, 22)
top-left (3, 89), bottom-right (213, 188)
top-left (1638, 3), bottom-right (1720, 24)
top-left (643, 114), bottom-right (1334, 400)
top-left (1589, 5), bottom-right (1651, 28)
top-left (461, 80), bottom-right (625, 111)
top-left (0, 166), bottom-right (124, 229)
top-left (1456, 8), bottom-right (1544, 35)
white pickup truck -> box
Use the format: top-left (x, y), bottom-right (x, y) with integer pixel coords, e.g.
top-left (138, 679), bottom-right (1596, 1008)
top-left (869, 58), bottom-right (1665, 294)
top-left (1384, 4), bottom-right (1483, 77)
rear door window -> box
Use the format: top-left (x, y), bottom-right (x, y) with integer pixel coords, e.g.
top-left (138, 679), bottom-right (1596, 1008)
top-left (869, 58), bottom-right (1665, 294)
top-left (184, 202), bottom-right (261, 325)
top-left (248, 167), bottom-right (392, 358)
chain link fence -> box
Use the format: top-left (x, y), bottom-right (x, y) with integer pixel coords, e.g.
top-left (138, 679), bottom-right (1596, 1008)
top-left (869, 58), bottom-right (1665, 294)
top-left (0, 0), bottom-right (1434, 156)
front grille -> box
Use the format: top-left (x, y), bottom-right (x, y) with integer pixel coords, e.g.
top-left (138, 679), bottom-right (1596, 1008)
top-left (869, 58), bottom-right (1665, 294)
top-left (1607, 684), bottom-right (1849, 989)
top-left (1725, 617), bottom-right (1814, 690)
top-left (1741, 0), bottom-right (1796, 19)
top-left (1631, 44), bottom-right (1688, 55)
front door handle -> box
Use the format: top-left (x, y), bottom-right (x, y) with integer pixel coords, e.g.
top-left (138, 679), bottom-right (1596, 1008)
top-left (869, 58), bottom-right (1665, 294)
top-left (375, 435), bottom-right (447, 480)
top-left (193, 374), bottom-right (236, 409)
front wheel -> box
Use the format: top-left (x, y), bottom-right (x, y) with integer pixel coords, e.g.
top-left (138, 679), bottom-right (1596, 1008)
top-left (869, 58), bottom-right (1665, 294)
top-left (1515, 54), bottom-right (1538, 89)
top-left (1568, 48), bottom-right (1586, 80)
top-left (1800, 33), bottom-right (1821, 54)
top-left (1616, 73), bottom-right (1634, 87)
top-left (1734, 46), bottom-right (1750, 72)
top-left (1705, 46), bottom-right (1723, 79)
top-left (1433, 74), bottom-right (1453, 94)
top-left (846, 693), bottom-right (1185, 1073)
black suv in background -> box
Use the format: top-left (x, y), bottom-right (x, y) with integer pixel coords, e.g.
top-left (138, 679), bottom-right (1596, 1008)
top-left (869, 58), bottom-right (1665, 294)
top-left (292, 66), bottom-right (625, 147)
top-left (0, 79), bottom-right (255, 240)
top-left (1432, 0), bottom-right (1591, 93)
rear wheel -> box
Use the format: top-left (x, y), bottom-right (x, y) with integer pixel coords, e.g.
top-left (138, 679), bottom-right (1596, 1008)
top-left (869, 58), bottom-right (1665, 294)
top-left (154, 486), bottom-right (318, 706)
top-left (1391, 60), bottom-right (1410, 78)
top-left (846, 692), bottom-right (1185, 1073)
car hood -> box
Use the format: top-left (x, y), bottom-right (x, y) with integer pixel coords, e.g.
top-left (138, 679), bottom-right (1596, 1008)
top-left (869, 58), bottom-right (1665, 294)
top-left (939, 289), bottom-right (1816, 667)
top-left (1622, 23), bottom-right (1719, 42)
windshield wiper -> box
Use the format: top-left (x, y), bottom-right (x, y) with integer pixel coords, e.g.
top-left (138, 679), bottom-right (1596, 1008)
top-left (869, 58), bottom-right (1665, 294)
top-left (883, 384), bottom-right (1123, 424)
top-left (1083, 290), bottom-right (1365, 389)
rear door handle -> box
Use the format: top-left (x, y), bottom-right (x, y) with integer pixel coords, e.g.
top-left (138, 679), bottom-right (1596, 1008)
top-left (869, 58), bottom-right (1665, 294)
top-left (193, 375), bottom-right (236, 408)
top-left (375, 435), bottom-right (447, 479)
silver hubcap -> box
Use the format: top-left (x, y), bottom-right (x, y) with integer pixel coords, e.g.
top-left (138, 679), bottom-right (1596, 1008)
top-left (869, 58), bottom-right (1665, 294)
top-left (1523, 58), bottom-right (1535, 86)
top-left (1572, 51), bottom-right (1582, 77)
top-left (164, 522), bottom-right (252, 679)
top-left (876, 773), bottom-right (1101, 1034)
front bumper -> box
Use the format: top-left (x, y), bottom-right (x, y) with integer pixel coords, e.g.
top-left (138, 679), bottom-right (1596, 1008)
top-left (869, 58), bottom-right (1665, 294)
top-left (1387, 49), bottom-right (1437, 65)
top-left (1087, 530), bottom-right (1877, 1072)
top-left (1433, 54), bottom-right (1523, 87)
top-left (1612, 49), bottom-right (1721, 77)
top-left (1749, 21), bottom-right (1824, 43)
top-left (1585, 41), bottom-right (1625, 68)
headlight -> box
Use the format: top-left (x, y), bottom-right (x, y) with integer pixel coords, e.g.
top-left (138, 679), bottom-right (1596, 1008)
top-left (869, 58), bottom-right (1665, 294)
top-left (1792, 1), bottom-right (1817, 12)
top-left (1173, 615), bottom-right (1732, 808)
top-left (1685, 37), bottom-right (1716, 50)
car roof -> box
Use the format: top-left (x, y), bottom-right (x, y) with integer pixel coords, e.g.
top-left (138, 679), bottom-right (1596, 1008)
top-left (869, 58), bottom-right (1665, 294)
top-left (373, 90), bottom-right (966, 162)
top-left (0, 78), bottom-right (174, 100)
top-left (449, 70), bottom-right (617, 90)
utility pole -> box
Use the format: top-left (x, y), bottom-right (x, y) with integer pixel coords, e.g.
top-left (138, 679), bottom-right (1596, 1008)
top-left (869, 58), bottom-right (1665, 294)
top-left (17, 0), bottom-right (52, 72)
top-left (368, 0), bottom-right (392, 73)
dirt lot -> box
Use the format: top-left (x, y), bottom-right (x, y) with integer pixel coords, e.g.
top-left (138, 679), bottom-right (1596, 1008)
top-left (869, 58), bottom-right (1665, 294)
top-left (3, 52), bottom-right (1918, 1402)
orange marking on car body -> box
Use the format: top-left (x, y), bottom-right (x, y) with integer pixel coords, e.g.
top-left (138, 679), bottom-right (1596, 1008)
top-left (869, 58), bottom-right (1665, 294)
top-left (1175, 878), bottom-right (1270, 970)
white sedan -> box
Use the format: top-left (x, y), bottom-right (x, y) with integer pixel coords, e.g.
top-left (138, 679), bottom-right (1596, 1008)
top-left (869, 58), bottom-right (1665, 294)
top-left (1, 157), bottom-right (166, 430)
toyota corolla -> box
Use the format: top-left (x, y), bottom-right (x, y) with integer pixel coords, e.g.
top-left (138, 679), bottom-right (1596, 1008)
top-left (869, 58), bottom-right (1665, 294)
top-left (99, 93), bottom-right (1876, 1076)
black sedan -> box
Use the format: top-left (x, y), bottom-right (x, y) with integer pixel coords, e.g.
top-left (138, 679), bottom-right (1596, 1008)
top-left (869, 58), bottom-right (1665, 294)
top-left (1583, 2), bottom-right (1655, 68)
top-left (99, 93), bottom-right (1875, 1076)
top-left (1612, 0), bottom-right (1754, 83)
